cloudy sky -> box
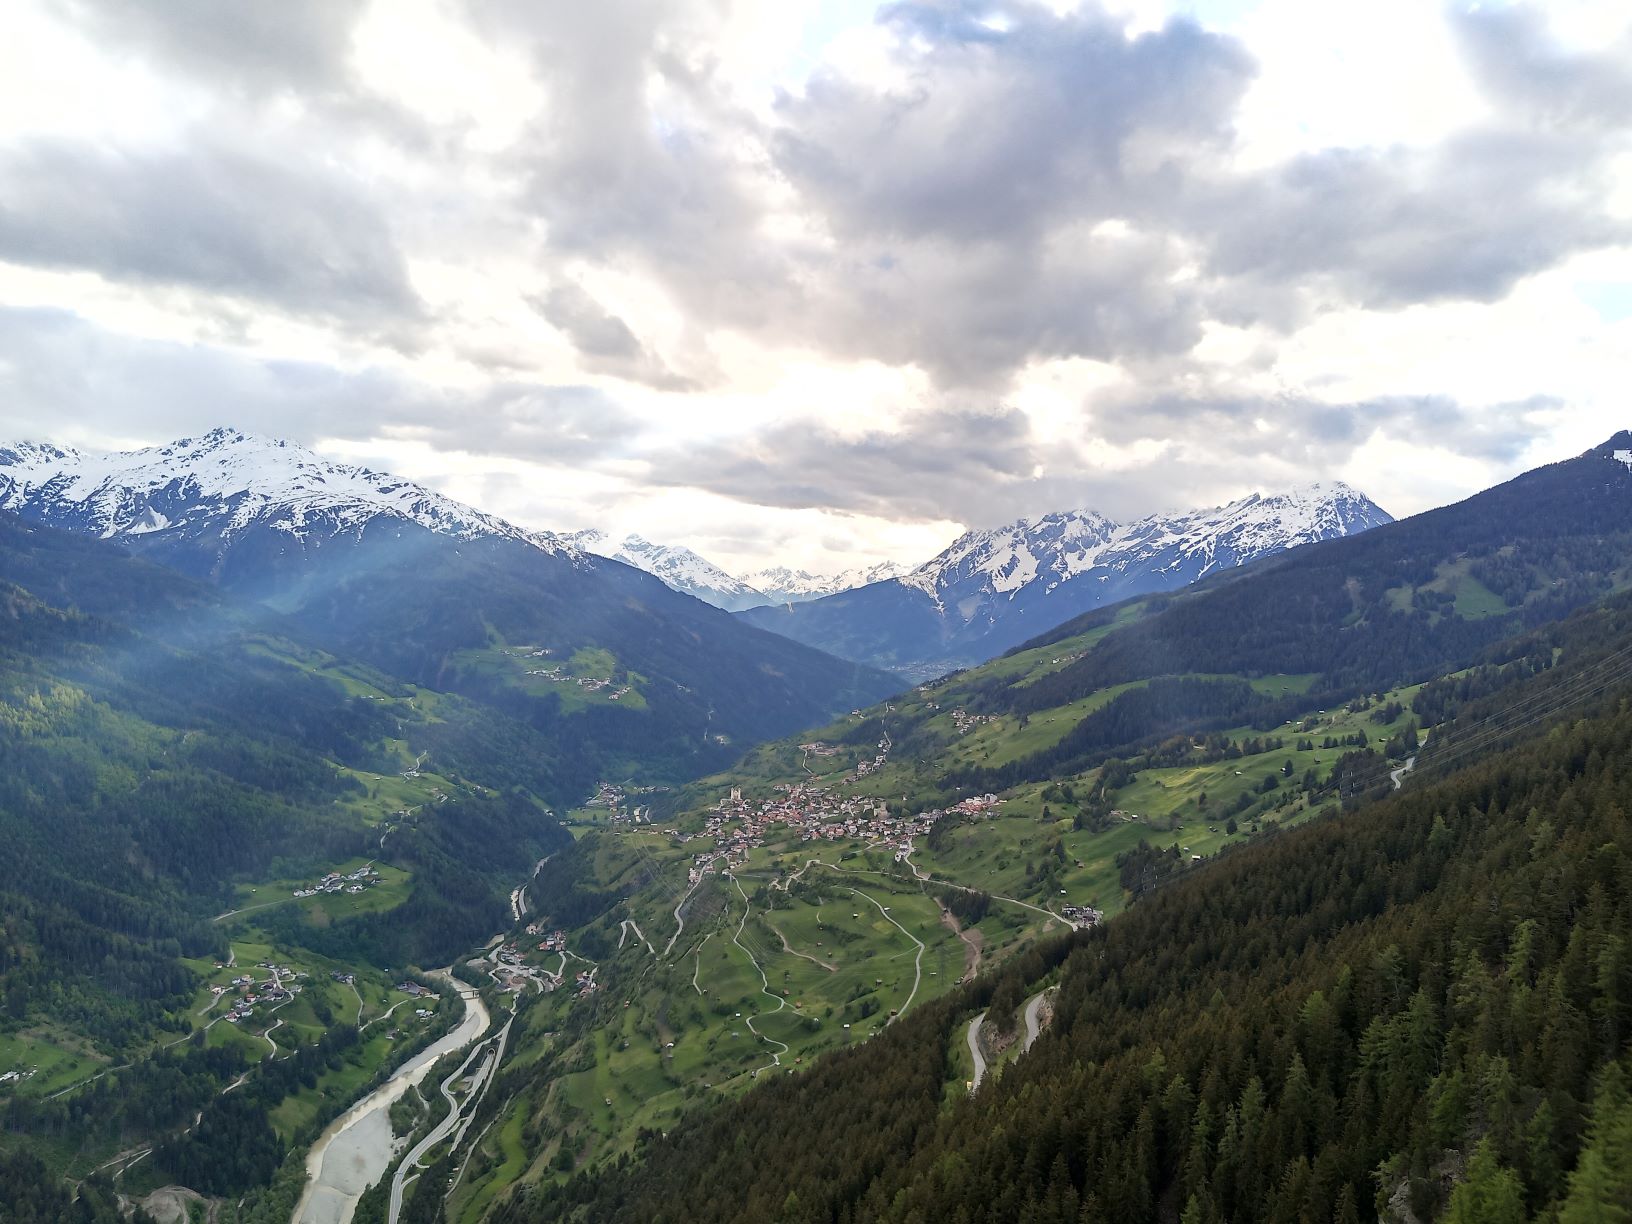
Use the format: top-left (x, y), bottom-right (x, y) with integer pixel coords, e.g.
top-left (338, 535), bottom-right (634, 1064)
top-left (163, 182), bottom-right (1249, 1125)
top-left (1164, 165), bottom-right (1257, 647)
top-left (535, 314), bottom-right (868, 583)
top-left (0, 0), bottom-right (1628, 575)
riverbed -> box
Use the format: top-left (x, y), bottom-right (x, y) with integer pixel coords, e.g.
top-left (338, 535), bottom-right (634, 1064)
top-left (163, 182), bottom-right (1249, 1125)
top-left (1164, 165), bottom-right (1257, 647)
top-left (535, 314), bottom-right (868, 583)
top-left (293, 972), bottom-right (491, 1224)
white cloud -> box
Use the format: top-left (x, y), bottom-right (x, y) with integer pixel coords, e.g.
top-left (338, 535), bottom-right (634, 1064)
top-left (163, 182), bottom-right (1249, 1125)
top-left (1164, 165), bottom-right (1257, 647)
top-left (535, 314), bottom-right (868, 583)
top-left (0, 0), bottom-right (1627, 579)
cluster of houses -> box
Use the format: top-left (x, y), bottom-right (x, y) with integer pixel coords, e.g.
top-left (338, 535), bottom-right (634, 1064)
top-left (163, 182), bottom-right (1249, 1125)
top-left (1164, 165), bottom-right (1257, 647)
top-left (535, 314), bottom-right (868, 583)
top-left (670, 784), bottom-right (976, 885)
top-left (292, 864), bottom-right (380, 899)
top-left (852, 734), bottom-right (892, 777)
top-left (0, 1067), bottom-right (38, 1086)
top-left (586, 780), bottom-right (673, 824)
top-left (1061, 905), bottom-right (1103, 926)
top-left (216, 962), bottom-right (301, 1023)
top-left (393, 978), bottom-right (437, 1017)
top-left (586, 782), bottom-right (625, 810)
top-left (526, 923), bottom-right (568, 953)
top-left (520, 663), bottom-right (633, 700)
top-left (950, 708), bottom-right (995, 735)
top-left (476, 937), bottom-right (570, 994)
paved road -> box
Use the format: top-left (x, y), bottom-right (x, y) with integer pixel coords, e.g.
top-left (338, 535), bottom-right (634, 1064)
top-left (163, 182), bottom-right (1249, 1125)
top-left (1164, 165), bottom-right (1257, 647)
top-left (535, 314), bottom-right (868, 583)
top-left (387, 1037), bottom-right (490, 1224)
top-left (1022, 991), bottom-right (1049, 1052)
top-left (768, 920), bottom-right (836, 972)
top-left (966, 1012), bottom-right (988, 1093)
top-left (1390, 755), bottom-right (1417, 790)
top-left (296, 972), bottom-right (490, 1224)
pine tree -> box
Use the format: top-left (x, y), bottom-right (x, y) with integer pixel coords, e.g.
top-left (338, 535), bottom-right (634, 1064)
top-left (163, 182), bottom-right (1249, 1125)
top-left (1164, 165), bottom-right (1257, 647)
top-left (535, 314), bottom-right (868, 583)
top-left (1443, 1139), bottom-right (1525, 1224)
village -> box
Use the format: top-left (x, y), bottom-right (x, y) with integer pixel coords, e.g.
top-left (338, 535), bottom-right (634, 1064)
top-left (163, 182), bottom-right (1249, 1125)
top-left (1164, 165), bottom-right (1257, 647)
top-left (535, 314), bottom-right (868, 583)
top-left (473, 926), bottom-right (600, 999)
top-left (291, 862), bottom-right (381, 899)
top-left (589, 730), bottom-right (1012, 891)
top-left (213, 960), bottom-right (304, 1024)
top-left (584, 779), bottom-right (671, 823)
top-left (523, 663), bottom-right (633, 700)
top-left (678, 770), bottom-right (1005, 888)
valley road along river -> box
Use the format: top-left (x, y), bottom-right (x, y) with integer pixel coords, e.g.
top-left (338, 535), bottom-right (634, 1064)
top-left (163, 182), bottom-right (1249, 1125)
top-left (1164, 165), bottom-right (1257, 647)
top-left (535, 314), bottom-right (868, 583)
top-left (293, 970), bottom-right (490, 1224)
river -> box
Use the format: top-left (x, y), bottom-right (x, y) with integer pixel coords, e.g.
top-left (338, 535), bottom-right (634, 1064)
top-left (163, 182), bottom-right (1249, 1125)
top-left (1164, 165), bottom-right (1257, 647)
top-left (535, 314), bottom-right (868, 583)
top-left (292, 972), bottom-right (491, 1224)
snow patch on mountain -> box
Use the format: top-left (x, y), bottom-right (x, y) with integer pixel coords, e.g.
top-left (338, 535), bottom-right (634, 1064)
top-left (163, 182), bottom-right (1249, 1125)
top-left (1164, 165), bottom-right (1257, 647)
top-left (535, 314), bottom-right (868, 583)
top-left (0, 428), bottom-right (577, 556)
top-left (900, 482), bottom-right (1391, 610)
top-left (747, 560), bottom-right (908, 604)
top-left (566, 531), bottom-right (768, 610)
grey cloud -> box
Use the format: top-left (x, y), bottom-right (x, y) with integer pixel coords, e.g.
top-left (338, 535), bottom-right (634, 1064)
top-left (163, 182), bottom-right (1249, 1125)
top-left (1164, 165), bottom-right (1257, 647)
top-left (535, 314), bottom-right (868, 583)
top-left (1090, 384), bottom-right (1549, 474)
top-left (0, 141), bottom-right (423, 330)
top-left (1197, 129), bottom-right (1629, 311)
top-left (526, 284), bottom-right (695, 390)
top-left (49, 0), bottom-right (369, 100)
top-left (644, 405), bottom-right (1044, 522)
top-left (751, 2), bottom-right (1251, 382)
top-left (0, 307), bottom-right (637, 468)
top-left (1452, 6), bottom-right (1632, 130)
top-left (476, 0), bottom-right (1624, 389)
top-left (777, 1), bottom-right (1251, 242)
top-left (763, 1), bottom-right (1631, 379)
top-left (465, 0), bottom-right (794, 330)
top-left (799, 225), bottom-right (1206, 386)
top-left (1185, 9), bottom-right (1632, 316)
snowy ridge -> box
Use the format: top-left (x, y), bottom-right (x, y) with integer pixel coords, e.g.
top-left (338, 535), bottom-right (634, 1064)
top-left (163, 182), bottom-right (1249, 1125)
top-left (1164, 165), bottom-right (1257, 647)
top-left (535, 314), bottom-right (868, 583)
top-left (745, 560), bottom-right (908, 604)
top-left (0, 428), bottom-right (578, 557)
top-left (563, 534), bottom-right (907, 611)
top-left (566, 531), bottom-right (768, 611)
top-left (900, 481), bottom-right (1391, 610)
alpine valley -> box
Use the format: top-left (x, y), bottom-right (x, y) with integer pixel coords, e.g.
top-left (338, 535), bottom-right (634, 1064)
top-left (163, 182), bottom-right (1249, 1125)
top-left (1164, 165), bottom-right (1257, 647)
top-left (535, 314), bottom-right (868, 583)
top-left (3, 430), bottom-right (1632, 1224)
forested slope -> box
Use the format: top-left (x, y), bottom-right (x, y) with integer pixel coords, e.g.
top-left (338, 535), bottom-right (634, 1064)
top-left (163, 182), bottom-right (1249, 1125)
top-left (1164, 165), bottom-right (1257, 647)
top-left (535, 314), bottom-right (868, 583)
top-left (0, 514), bottom-right (569, 1045)
top-left (515, 641), bottom-right (1632, 1223)
top-left (1006, 433), bottom-right (1632, 709)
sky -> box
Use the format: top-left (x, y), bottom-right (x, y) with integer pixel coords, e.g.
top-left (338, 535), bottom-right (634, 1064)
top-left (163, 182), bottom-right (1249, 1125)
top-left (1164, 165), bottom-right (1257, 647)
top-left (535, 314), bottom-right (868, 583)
top-left (0, 0), bottom-right (1628, 576)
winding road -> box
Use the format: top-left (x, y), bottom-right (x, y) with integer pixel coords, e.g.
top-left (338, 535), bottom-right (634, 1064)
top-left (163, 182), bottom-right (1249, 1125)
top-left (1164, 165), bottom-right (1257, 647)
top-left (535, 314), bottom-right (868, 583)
top-left (387, 1015), bottom-right (512, 1224)
top-left (966, 1011), bottom-right (988, 1093)
top-left (1022, 990), bottom-right (1050, 1052)
top-left (768, 921), bottom-right (836, 972)
top-left (294, 973), bottom-right (491, 1224)
top-left (729, 877), bottom-right (790, 1077)
top-left (1389, 754), bottom-right (1417, 789)
top-left (662, 878), bottom-right (704, 959)
top-left (850, 888), bottom-right (924, 1021)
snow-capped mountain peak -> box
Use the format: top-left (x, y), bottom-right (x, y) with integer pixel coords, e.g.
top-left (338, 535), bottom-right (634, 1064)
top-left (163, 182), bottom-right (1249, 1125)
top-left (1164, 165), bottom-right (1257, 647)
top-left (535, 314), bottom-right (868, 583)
top-left (744, 560), bottom-right (908, 604)
top-left (0, 427), bottom-right (577, 556)
top-left (900, 482), bottom-right (1391, 606)
top-left (739, 480), bottom-right (1393, 678)
top-left (565, 530), bottom-right (769, 611)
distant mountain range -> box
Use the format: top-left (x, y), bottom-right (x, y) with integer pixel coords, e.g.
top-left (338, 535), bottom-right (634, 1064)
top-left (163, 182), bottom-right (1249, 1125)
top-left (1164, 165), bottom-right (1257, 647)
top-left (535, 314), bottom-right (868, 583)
top-left (0, 427), bottom-right (1391, 695)
top-left (564, 533), bottom-right (907, 612)
top-left (556, 486), bottom-right (1390, 663)
top-left (0, 428), bottom-right (899, 793)
top-left (737, 483), bottom-right (1394, 677)
top-left (565, 530), bottom-right (770, 612)
top-left (740, 560), bottom-right (909, 606)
